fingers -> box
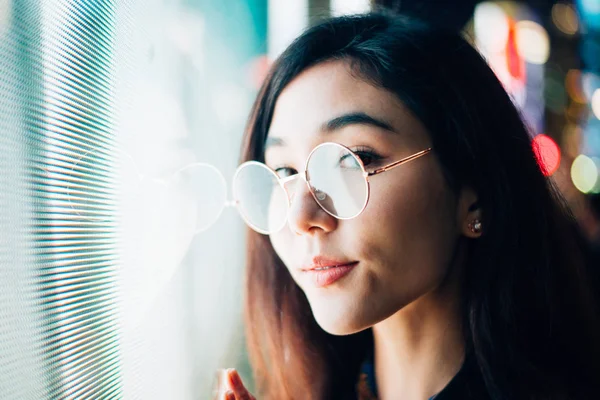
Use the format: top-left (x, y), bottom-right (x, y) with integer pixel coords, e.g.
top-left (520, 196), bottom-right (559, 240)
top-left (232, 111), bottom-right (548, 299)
top-left (226, 369), bottom-right (255, 400)
top-left (213, 369), bottom-right (230, 400)
top-left (224, 389), bottom-right (255, 400)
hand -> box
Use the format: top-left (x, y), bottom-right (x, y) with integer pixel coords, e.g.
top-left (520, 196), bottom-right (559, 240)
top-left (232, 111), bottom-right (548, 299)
top-left (216, 368), bottom-right (256, 400)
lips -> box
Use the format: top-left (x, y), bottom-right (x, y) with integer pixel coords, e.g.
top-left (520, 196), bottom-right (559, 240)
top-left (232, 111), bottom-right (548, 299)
top-left (301, 256), bottom-right (358, 287)
top-left (302, 256), bottom-right (354, 270)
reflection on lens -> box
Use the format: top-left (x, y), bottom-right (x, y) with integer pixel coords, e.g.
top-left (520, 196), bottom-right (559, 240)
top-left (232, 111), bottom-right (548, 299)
top-left (307, 143), bottom-right (367, 219)
top-left (232, 162), bottom-right (288, 234)
top-left (171, 163), bottom-right (227, 233)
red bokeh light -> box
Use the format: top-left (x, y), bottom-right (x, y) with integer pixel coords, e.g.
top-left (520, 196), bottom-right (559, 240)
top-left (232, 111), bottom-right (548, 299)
top-left (532, 134), bottom-right (561, 177)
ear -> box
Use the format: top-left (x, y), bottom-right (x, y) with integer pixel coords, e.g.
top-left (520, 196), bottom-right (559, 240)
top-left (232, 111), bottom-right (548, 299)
top-left (456, 186), bottom-right (483, 238)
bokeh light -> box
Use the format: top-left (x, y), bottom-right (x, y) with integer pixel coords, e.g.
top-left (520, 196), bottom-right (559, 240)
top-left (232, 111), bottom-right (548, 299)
top-left (581, 72), bottom-right (600, 99)
top-left (571, 154), bottom-right (600, 193)
top-left (582, 120), bottom-right (600, 153)
top-left (515, 20), bottom-right (550, 64)
top-left (579, 0), bottom-right (600, 15)
top-left (474, 2), bottom-right (509, 53)
top-left (331, 0), bottom-right (371, 16)
top-left (592, 88), bottom-right (600, 119)
top-left (578, 0), bottom-right (600, 30)
top-left (532, 134), bottom-right (561, 176)
top-left (551, 3), bottom-right (579, 35)
top-left (565, 69), bottom-right (587, 103)
top-left (247, 55), bottom-right (272, 89)
top-left (268, 0), bottom-right (308, 59)
top-left (561, 123), bottom-right (582, 158)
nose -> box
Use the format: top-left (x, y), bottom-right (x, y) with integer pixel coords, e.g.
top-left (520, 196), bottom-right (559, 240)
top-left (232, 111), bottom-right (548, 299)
top-left (285, 175), bottom-right (337, 235)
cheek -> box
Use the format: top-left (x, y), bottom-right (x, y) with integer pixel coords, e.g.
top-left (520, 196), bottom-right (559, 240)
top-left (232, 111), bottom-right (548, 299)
top-left (358, 165), bottom-right (458, 286)
top-left (269, 230), bottom-right (296, 275)
top-left (269, 233), bottom-right (286, 264)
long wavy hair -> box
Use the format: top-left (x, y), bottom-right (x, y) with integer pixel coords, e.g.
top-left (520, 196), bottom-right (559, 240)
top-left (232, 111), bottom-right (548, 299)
top-left (239, 11), bottom-right (600, 400)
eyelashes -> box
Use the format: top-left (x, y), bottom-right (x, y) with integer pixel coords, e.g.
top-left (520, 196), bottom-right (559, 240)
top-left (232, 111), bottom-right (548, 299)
top-left (352, 146), bottom-right (383, 167)
top-left (272, 146), bottom-right (384, 178)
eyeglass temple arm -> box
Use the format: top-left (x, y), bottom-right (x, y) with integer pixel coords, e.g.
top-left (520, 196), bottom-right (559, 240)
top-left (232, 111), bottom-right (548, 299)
top-left (367, 148), bottom-right (433, 177)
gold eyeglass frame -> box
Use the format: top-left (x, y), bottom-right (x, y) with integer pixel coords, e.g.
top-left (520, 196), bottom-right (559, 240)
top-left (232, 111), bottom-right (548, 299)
top-left (232, 142), bottom-right (433, 235)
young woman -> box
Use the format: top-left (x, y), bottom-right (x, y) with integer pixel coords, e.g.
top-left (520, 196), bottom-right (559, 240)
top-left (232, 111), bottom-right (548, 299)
top-left (219, 10), bottom-right (600, 400)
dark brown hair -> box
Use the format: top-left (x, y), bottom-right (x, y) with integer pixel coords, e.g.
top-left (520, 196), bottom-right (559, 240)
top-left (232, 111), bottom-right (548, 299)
top-left (240, 11), bottom-right (600, 400)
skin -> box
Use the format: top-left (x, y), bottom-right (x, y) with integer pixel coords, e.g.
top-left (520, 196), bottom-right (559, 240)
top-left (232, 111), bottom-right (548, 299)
top-left (222, 59), bottom-right (482, 400)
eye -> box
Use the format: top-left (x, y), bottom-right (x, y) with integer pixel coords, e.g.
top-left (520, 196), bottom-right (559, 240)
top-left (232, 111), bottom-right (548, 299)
top-left (274, 166), bottom-right (297, 178)
top-left (349, 147), bottom-right (383, 168)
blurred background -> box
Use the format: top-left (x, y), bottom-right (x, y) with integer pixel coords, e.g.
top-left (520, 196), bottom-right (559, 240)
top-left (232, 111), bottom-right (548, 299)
top-left (0, 0), bottom-right (598, 399)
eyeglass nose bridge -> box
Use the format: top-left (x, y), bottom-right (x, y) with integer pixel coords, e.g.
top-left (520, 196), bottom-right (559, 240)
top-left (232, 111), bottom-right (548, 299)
top-left (279, 171), bottom-right (308, 203)
top-left (279, 170), bottom-right (335, 218)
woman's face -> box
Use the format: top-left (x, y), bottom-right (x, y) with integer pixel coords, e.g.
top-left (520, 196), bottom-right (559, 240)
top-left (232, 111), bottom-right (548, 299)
top-left (265, 60), bottom-right (467, 335)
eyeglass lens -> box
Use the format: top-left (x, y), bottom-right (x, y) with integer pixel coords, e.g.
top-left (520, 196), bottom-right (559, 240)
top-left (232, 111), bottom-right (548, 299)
top-left (233, 143), bottom-right (368, 233)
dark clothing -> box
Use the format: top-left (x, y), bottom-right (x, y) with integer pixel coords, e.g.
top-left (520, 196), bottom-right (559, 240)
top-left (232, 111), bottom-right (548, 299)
top-left (357, 351), bottom-right (490, 400)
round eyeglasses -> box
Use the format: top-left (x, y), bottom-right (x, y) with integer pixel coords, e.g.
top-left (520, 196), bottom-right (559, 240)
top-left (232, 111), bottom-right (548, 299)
top-left (62, 143), bottom-right (432, 235)
top-left (231, 142), bottom-right (432, 234)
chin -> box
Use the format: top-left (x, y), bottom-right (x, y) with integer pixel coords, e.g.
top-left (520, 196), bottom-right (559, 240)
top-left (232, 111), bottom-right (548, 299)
top-left (309, 300), bottom-right (371, 336)
top-left (316, 318), bottom-right (362, 336)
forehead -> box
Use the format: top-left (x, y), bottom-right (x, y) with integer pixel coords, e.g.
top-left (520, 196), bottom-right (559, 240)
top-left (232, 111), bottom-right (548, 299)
top-left (267, 60), bottom-right (414, 143)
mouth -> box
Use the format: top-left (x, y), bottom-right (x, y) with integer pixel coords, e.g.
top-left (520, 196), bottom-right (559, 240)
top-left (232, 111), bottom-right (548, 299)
top-left (301, 256), bottom-right (359, 287)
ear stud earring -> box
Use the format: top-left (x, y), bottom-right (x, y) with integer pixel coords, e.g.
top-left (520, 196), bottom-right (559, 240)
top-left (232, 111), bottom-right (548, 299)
top-left (468, 219), bottom-right (482, 234)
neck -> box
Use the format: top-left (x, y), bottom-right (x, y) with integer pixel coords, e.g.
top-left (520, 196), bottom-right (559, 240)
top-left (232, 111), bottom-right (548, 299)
top-left (372, 255), bottom-right (465, 400)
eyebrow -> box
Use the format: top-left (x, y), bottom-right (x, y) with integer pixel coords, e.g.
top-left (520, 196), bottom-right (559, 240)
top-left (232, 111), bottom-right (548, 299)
top-left (322, 112), bottom-right (396, 133)
top-left (265, 112), bottom-right (396, 149)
